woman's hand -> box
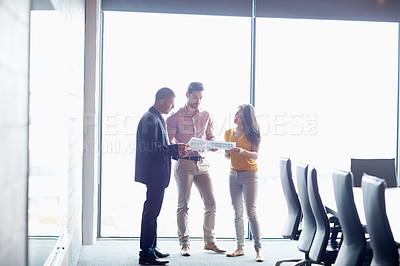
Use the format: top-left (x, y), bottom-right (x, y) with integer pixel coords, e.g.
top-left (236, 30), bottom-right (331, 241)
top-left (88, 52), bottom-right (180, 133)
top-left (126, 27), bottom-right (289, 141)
top-left (231, 147), bottom-right (244, 154)
top-left (231, 147), bottom-right (258, 159)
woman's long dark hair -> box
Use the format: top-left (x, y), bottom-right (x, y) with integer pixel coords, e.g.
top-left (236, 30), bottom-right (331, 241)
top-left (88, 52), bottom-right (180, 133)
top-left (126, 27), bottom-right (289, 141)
top-left (239, 104), bottom-right (261, 147)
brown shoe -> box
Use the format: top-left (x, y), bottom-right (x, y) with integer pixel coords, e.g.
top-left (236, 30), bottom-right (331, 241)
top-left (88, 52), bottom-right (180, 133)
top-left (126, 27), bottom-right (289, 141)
top-left (204, 244), bottom-right (226, 253)
top-left (227, 249), bottom-right (245, 257)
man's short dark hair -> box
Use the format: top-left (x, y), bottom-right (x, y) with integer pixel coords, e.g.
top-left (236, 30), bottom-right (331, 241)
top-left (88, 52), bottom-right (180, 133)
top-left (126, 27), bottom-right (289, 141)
top-left (155, 87), bottom-right (175, 103)
top-left (187, 82), bottom-right (204, 95)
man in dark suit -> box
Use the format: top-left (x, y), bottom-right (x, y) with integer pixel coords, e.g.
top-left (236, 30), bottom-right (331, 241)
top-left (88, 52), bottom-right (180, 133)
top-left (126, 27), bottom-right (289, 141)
top-left (135, 87), bottom-right (187, 265)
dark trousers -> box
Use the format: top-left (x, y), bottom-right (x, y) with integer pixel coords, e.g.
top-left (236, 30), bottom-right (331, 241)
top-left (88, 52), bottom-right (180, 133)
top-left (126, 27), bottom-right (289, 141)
top-left (139, 185), bottom-right (165, 257)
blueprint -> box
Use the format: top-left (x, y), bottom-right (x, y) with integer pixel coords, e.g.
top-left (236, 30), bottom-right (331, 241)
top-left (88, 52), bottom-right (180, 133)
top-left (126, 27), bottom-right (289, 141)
top-left (187, 137), bottom-right (236, 151)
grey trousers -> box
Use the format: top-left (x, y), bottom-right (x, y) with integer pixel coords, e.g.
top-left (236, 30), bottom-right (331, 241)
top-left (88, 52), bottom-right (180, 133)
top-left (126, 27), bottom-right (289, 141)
top-left (229, 170), bottom-right (261, 251)
top-left (175, 159), bottom-right (216, 246)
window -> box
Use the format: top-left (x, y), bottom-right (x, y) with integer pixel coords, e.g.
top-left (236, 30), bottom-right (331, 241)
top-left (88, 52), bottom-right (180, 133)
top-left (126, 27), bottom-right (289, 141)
top-left (101, 11), bottom-right (251, 237)
top-left (100, 11), bottom-right (399, 239)
top-left (255, 18), bottom-right (398, 236)
top-left (29, 10), bottom-right (69, 238)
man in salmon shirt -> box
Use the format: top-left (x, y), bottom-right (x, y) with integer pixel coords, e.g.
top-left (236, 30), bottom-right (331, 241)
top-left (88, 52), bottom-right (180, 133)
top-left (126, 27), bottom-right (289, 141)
top-left (166, 81), bottom-right (226, 256)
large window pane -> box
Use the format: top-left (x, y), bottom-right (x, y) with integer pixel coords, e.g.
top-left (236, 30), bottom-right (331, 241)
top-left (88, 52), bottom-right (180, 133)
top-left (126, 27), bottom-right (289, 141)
top-left (28, 11), bottom-right (70, 265)
top-left (255, 18), bottom-right (398, 237)
top-left (29, 10), bottom-right (69, 237)
top-left (101, 11), bottom-right (251, 237)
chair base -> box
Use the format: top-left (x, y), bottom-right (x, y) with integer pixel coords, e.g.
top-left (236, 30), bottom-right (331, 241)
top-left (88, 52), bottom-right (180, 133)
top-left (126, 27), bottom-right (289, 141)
top-left (275, 258), bottom-right (312, 266)
top-left (294, 259), bottom-right (312, 266)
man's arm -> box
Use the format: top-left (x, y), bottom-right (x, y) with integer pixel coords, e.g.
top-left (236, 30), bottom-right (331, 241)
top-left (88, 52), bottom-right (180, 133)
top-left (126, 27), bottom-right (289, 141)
top-left (205, 115), bottom-right (216, 141)
top-left (206, 115), bottom-right (218, 152)
top-left (140, 116), bottom-right (179, 157)
top-left (166, 114), bottom-right (177, 144)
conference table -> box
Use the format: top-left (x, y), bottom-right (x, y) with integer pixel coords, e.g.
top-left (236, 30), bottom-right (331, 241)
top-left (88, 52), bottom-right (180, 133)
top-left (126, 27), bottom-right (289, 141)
top-left (318, 176), bottom-right (400, 242)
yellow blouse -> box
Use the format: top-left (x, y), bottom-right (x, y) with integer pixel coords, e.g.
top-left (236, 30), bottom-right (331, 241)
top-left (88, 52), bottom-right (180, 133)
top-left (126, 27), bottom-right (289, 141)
top-left (224, 128), bottom-right (258, 171)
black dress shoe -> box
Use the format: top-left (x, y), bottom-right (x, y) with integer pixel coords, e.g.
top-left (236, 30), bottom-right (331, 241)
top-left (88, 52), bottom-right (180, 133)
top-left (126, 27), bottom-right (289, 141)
top-left (155, 248), bottom-right (170, 258)
top-left (139, 255), bottom-right (169, 265)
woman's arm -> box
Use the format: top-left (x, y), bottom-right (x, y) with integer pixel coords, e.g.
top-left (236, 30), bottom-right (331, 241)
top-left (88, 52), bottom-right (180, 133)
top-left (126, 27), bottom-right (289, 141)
top-left (231, 143), bottom-right (259, 159)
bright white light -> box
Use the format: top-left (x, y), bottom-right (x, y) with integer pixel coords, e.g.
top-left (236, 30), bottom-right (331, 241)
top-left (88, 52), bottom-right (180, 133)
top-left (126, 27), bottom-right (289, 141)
top-left (101, 12), bottom-right (398, 238)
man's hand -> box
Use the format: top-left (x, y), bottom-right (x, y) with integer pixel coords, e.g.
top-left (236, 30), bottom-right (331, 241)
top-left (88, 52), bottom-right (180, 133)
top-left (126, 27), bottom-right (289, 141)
top-left (177, 143), bottom-right (188, 151)
top-left (177, 143), bottom-right (191, 157)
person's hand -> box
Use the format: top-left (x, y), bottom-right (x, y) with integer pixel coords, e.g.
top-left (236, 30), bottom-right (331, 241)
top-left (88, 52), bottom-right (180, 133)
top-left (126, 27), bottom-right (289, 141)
top-left (177, 143), bottom-right (188, 151)
top-left (177, 143), bottom-right (191, 157)
top-left (225, 150), bottom-right (231, 158)
top-left (231, 147), bottom-right (244, 154)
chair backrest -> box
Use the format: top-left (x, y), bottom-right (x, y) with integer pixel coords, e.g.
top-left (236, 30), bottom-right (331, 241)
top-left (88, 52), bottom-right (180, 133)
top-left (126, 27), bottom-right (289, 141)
top-left (332, 169), bottom-right (366, 266)
top-left (362, 174), bottom-right (399, 266)
top-left (351, 158), bottom-right (397, 187)
top-left (296, 163), bottom-right (316, 254)
top-left (307, 166), bottom-right (331, 263)
top-left (279, 157), bottom-right (302, 240)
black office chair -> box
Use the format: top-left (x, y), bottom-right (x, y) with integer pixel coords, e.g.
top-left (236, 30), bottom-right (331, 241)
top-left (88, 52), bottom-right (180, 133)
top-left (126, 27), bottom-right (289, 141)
top-left (332, 169), bottom-right (371, 266)
top-left (275, 157), bottom-right (303, 266)
top-left (294, 163), bottom-right (315, 265)
top-left (307, 167), bottom-right (338, 266)
top-left (362, 174), bottom-right (399, 266)
top-left (351, 158), bottom-right (397, 187)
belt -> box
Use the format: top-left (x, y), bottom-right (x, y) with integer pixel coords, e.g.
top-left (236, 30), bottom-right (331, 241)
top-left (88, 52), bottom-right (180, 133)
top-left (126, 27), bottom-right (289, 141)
top-left (231, 169), bottom-right (248, 173)
top-left (180, 156), bottom-right (204, 162)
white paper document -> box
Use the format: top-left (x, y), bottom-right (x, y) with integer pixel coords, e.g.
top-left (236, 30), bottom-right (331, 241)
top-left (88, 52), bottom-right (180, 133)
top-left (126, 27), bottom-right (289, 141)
top-left (187, 137), bottom-right (236, 151)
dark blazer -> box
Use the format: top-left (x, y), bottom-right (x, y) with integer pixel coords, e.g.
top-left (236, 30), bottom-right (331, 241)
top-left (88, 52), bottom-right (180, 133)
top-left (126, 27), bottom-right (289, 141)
top-left (135, 107), bottom-right (179, 188)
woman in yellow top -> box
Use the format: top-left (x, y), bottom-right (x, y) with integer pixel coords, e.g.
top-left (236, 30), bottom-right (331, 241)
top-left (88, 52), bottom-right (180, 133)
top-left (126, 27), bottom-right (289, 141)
top-left (224, 104), bottom-right (264, 262)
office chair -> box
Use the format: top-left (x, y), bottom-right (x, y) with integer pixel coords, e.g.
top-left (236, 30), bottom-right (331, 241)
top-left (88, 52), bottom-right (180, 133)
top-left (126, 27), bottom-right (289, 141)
top-left (351, 158), bottom-right (397, 187)
top-left (362, 174), bottom-right (399, 266)
top-left (293, 163), bottom-right (315, 265)
top-left (332, 170), bottom-right (371, 266)
top-left (275, 157), bottom-right (303, 266)
top-left (307, 167), bottom-right (338, 266)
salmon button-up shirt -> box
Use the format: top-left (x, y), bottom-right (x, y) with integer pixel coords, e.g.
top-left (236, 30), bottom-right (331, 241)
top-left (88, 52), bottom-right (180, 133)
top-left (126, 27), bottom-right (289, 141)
top-left (166, 106), bottom-right (215, 157)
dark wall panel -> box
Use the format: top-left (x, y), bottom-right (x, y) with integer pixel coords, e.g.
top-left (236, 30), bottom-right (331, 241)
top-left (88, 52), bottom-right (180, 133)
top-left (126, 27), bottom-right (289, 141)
top-left (102, 0), bottom-right (400, 22)
top-left (256, 0), bottom-right (400, 22)
top-left (102, 0), bottom-right (252, 17)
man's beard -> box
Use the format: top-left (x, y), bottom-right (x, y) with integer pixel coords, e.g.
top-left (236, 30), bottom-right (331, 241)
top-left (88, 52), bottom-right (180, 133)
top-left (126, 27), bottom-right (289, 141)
top-left (188, 102), bottom-right (199, 109)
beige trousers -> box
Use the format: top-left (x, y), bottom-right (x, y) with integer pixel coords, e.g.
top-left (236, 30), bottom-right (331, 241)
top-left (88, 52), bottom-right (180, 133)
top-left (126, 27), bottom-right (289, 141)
top-left (174, 158), bottom-right (216, 246)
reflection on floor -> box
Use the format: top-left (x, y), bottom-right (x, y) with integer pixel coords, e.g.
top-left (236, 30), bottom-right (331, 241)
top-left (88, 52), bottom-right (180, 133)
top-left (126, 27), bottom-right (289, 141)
top-left (29, 237), bottom-right (58, 266)
top-left (78, 238), bottom-right (303, 265)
